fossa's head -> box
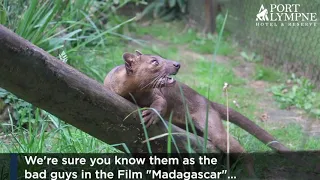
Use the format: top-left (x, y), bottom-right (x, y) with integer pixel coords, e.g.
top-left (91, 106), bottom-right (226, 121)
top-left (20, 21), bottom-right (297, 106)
top-left (123, 50), bottom-right (180, 90)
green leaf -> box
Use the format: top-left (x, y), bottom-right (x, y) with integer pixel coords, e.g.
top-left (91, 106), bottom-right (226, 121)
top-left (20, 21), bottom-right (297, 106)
top-left (32, 0), bottom-right (63, 44)
top-left (177, 0), bottom-right (186, 12)
top-left (240, 51), bottom-right (249, 60)
top-left (311, 109), bottom-right (320, 116)
top-left (169, 0), bottom-right (176, 8)
top-left (0, 6), bottom-right (7, 25)
top-left (304, 103), bottom-right (312, 110)
top-left (161, 9), bottom-right (176, 21)
top-left (140, 2), bottom-right (157, 17)
top-left (16, 0), bottom-right (38, 36)
top-left (153, 2), bottom-right (164, 18)
top-left (49, 29), bottom-right (82, 44)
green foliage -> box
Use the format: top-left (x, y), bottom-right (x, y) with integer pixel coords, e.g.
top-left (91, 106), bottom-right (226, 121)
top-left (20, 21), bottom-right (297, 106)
top-left (134, 21), bottom-right (234, 55)
top-left (268, 123), bottom-right (320, 150)
top-left (190, 34), bottom-right (234, 55)
top-left (11, 0), bottom-right (75, 52)
top-left (1, 0), bottom-right (136, 53)
top-left (135, 21), bottom-right (196, 44)
top-left (270, 74), bottom-right (320, 117)
top-left (0, 0), bottom-right (138, 153)
top-left (0, 0), bottom-right (28, 28)
top-left (140, 0), bottom-right (186, 21)
top-left (254, 65), bottom-right (283, 82)
top-left (69, 45), bottom-right (125, 82)
top-left (0, 107), bottom-right (121, 153)
top-left (0, 4), bottom-right (6, 24)
top-left (190, 58), bottom-right (250, 106)
top-left (240, 51), bottom-right (262, 62)
top-left (0, 88), bottom-right (33, 124)
top-left (216, 14), bottom-right (230, 37)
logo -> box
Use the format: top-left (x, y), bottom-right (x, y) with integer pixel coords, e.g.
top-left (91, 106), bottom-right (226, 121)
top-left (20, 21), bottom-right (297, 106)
top-left (256, 5), bottom-right (269, 21)
top-left (255, 4), bottom-right (317, 27)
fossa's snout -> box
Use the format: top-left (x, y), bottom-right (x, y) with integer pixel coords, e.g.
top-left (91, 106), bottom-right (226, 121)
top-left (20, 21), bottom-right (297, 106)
top-left (173, 62), bottom-right (180, 70)
top-left (168, 61), bottom-right (180, 75)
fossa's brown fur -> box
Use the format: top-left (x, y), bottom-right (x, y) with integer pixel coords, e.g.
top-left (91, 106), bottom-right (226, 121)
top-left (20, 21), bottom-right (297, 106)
top-left (104, 50), bottom-right (289, 175)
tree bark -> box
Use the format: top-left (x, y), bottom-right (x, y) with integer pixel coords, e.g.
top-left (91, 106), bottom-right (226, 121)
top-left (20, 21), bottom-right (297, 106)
top-left (0, 25), bottom-right (216, 153)
top-left (204, 0), bottom-right (219, 33)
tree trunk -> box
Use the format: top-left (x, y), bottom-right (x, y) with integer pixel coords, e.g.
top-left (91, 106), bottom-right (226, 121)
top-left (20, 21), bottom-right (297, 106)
top-left (204, 0), bottom-right (219, 34)
top-left (0, 25), bottom-right (216, 153)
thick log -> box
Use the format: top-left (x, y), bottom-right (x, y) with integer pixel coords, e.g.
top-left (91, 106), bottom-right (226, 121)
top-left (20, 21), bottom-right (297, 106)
top-left (0, 25), bottom-right (216, 153)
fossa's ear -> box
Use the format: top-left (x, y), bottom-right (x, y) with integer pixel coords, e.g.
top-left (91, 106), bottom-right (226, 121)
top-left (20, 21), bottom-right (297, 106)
top-left (122, 52), bottom-right (136, 74)
top-left (135, 50), bottom-right (143, 56)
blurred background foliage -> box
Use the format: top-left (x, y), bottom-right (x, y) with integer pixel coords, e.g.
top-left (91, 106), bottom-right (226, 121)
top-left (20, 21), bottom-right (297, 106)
top-left (139, 0), bottom-right (186, 20)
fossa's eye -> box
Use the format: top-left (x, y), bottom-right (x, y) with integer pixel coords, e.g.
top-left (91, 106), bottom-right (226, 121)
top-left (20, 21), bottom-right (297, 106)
top-left (151, 59), bottom-right (159, 66)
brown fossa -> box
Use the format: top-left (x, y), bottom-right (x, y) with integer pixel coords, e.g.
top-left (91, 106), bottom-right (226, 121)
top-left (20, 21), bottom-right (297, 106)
top-left (104, 50), bottom-right (290, 175)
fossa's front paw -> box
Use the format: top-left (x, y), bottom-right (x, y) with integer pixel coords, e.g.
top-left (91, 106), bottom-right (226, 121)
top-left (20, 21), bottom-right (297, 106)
top-left (141, 109), bottom-right (160, 128)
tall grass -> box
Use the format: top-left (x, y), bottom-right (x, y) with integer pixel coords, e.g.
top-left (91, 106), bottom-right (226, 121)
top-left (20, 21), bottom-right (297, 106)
top-left (0, 108), bottom-right (121, 153)
top-left (0, 0), bottom-right (138, 153)
top-left (1, 0), bottom-right (136, 56)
